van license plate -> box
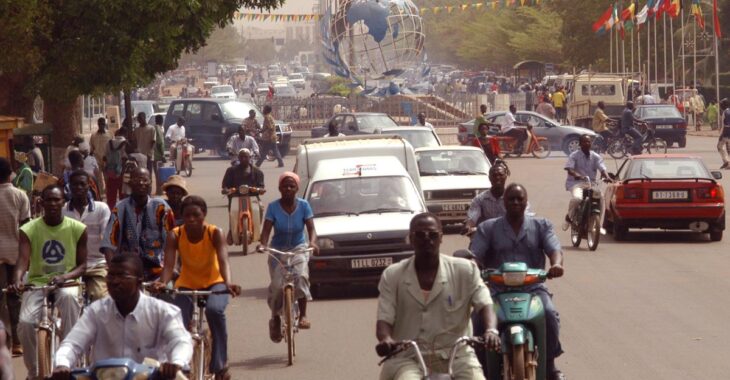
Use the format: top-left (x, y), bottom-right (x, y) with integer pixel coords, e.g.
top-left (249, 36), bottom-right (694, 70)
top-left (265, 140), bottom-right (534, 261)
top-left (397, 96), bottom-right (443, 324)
top-left (442, 204), bottom-right (467, 212)
top-left (351, 257), bottom-right (393, 269)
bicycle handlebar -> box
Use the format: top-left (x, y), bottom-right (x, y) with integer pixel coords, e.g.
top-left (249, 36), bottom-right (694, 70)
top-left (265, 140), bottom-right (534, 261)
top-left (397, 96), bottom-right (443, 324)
top-left (3, 281), bottom-right (82, 293)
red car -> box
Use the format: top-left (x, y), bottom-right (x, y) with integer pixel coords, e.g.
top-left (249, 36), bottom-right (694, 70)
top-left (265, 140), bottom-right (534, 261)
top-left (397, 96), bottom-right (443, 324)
top-left (604, 154), bottom-right (725, 241)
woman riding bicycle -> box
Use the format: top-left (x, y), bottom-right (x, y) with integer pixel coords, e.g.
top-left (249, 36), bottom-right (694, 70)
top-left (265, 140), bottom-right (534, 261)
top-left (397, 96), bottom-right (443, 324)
top-left (154, 195), bottom-right (241, 380)
top-left (257, 171), bottom-right (319, 342)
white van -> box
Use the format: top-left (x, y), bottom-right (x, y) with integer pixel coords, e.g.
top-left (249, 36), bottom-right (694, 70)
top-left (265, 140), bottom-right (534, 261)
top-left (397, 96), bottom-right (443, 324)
top-left (294, 135), bottom-right (425, 295)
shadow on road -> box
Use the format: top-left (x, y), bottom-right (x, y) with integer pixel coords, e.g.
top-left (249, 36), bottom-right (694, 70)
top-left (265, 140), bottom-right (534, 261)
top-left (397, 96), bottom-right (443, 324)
top-left (239, 286), bottom-right (268, 300)
top-left (229, 355), bottom-right (289, 370)
top-left (605, 230), bottom-right (714, 244)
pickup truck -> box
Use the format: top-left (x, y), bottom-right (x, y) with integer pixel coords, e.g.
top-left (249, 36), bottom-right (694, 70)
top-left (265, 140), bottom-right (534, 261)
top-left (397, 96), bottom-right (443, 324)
top-left (567, 73), bottom-right (629, 129)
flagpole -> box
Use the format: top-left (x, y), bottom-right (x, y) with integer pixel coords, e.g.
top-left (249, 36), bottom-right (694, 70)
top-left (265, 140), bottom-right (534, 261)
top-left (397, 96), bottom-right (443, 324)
top-left (693, 10), bottom-right (697, 89)
top-left (714, 31), bottom-right (721, 130)
top-left (610, 25), bottom-right (614, 73)
top-left (617, 22), bottom-right (621, 73)
top-left (647, 15), bottom-right (651, 92)
top-left (670, 13), bottom-right (676, 91)
top-left (631, 25), bottom-right (635, 74)
top-left (681, 6), bottom-right (687, 118)
top-left (654, 14), bottom-right (659, 87)
top-left (622, 29), bottom-right (626, 74)
top-left (663, 12), bottom-right (668, 85)
top-left (638, 21), bottom-right (642, 82)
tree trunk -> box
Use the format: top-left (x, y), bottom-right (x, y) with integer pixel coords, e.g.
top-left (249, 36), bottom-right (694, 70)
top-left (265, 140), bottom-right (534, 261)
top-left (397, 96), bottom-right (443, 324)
top-left (0, 73), bottom-right (36, 122)
top-left (43, 97), bottom-right (81, 175)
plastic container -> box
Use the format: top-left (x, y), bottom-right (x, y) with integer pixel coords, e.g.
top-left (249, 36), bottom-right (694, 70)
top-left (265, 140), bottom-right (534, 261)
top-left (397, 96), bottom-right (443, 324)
top-left (158, 166), bottom-right (176, 184)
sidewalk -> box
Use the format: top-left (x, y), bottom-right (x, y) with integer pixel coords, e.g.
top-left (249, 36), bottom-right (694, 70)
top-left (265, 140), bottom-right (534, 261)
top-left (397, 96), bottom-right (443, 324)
top-left (686, 125), bottom-right (721, 138)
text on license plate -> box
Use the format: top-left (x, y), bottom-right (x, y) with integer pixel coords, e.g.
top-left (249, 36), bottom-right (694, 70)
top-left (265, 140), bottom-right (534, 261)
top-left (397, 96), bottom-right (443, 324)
top-left (652, 190), bottom-right (688, 200)
top-left (655, 125), bottom-right (674, 129)
top-left (351, 257), bottom-right (393, 269)
top-left (442, 203), bottom-right (468, 211)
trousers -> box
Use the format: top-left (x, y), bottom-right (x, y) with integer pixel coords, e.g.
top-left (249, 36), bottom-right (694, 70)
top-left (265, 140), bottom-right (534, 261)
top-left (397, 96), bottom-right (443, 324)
top-left (174, 283), bottom-right (230, 374)
top-left (717, 137), bottom-right (730, 164)
top-left (84, 264), bottom-right (108, 302)
top-left (255, 141), bottom-right (284, 167)
top-left (19, 286), bottom-right (80, 376)
top-left (267, 249), bottom-right (310, 316)
top-left (380, 352), bottom-right (485, 380)
top-left (0, 264), bottom-right (20, 347)
top-left (625, 128), bottom-right (643, 154)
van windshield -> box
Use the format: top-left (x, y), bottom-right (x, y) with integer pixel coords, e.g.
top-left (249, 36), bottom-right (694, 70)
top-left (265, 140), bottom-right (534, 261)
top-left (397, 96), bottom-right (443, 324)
top-left (221, 101), bottom-right (262, 119)
top-left (308, 176), bottom-right (422, 217)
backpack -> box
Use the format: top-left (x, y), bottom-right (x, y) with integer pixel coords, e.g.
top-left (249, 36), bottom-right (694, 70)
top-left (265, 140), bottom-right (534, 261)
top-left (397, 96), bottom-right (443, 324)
top-left (106, 140), bottom-right (124, 176)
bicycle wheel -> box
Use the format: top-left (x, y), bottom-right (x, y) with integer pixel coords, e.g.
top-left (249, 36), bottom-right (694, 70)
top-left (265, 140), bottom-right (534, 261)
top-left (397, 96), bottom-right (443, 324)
top-left (587, 213), bottom-right (601, 251)
top-left (531, 140), bottom-right (551, 159)
top-left (284, 286), bottom-right (294, 365)
top-left (37, 329), bottom-right (52, 379)
top-left (191, 329), bottom-right (213, 380)
top-left (607, 140), bottom-right (627, 159)
top-left (570, 223), bottom-right (582, 247)
top-left (646, 138), bottom-right (667, 154)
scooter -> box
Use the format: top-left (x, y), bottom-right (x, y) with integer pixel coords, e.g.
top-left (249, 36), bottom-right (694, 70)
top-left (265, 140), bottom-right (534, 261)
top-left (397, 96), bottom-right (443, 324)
top-left (175, 138), bottom-right (194, 177)
top-left (223, 185), bottom-right (265, 256)
top-left (482, 262), bottom-right (549, 380)
top-left (70, 357), bottom-right (188, 379)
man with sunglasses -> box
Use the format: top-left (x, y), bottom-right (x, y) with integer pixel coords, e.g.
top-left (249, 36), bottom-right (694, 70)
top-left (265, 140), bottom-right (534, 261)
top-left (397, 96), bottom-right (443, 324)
top-left (51, 254), bottom-right (192, 380)
top-left (469, 183), bottom-right (566, 380)
top-left (375, 213), bottom-right (500, 380)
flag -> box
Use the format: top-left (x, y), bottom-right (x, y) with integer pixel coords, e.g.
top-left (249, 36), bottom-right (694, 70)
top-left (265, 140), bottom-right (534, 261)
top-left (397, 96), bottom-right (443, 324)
top-left (657, 0), bottom-right (672, 17)
top-left (692, 0), bottom-right (705, 30)
top-left (636, 4), bottom-right (649, 26)
top-left (593, 5), bottom-right (614, 33)
top-left (713, 0), bottom-right (722, 38)
top-left (621, 2), bottom-right (636, 21)
top-left (650, 0), bottom-right (663, 17)
top-left (667, 0), bottom-right (682, 18)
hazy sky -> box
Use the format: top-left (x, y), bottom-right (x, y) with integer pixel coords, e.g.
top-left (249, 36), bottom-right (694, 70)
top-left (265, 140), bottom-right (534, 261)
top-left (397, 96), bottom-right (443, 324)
top-left (241, 0), bottom-right (317, 14)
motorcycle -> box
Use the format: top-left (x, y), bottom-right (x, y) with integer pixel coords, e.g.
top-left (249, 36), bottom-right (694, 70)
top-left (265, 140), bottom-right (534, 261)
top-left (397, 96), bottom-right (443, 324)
top-left (174, 138), bottom-right (194, 177)
top-left (495, 125), bottom-right (551, 159)
top-left (569, 178), bottom-right (603, 251)
top-left (70, 357), bottom-right (187, 379)
top-left (222, 185), bottom-right (265, 256)
top-left (482, 263), bottom-right (549, 380)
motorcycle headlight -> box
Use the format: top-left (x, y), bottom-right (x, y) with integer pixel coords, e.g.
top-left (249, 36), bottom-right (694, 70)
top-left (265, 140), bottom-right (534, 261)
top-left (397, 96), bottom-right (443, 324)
top-left (503, 271), bottom-right (527, 286)
top-left (94, 366), bottom-right (129, 380)
top-left (317, 238), bottom-right (335, 249)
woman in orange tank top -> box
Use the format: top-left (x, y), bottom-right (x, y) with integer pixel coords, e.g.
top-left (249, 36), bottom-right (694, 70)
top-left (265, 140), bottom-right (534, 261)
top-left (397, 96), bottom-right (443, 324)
top-left (155, 196), bottom-right (241, 380)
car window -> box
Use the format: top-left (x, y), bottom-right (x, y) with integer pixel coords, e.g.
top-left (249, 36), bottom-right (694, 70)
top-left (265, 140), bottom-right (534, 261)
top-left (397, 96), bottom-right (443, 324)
top-left (581, 84), bottom-right (616, 96)
top-left (488, 115), bottom-right (506, 125)
top-left (185, 103), bottom-right (202, 121)
top-left (201, 103), bottom-right (221, 122)
top-left (356, 115), bottom-right (398, 133)
top-left (170, 103), bottom-right (185, 119)
top-left (332, 115), bottom-right (344, 128)
top-left (626, 158), bottom-right (711, 179)
top-left (417, 150), bottom-right (490, 175)
top-left (343, 116), bottom-right (357, 132)
top-left (525, 115), bottom-right (545, 128)
top-left (616, 159), bottom-right (630, 179)
top-left (308, 176), bottom-right (423, 216)
top-left (387, 130), bottom-right (440, 148)
top-left (641, 107), bottom-right (682, 118)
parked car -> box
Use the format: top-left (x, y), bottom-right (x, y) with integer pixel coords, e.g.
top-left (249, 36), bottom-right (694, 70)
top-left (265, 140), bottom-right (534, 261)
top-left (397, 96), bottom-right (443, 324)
top-left (235, 64), bottom-right (248, 74)
top-left (288, 73), bottom-right (306, 89)
top-left (634, 104), bottom-right (687, 148)
top-left (273, 83), bottom-right (297, 98)
top-left (459, 111), bottom-right (597, 155)
top-left (415, 146), bottom-right (491, 225)
top-left (120, 100), bottom-right (161, 122)
top-left (604, 154), bottom-right (725, 241)
top-left (163, 98), bottom-right (290, 157)
top-left (210, 85), bottom-right (237, 100)
top-left (312, 112), bottom-right (399, 137)
top-left (376, 126), bottom-right (441, 149)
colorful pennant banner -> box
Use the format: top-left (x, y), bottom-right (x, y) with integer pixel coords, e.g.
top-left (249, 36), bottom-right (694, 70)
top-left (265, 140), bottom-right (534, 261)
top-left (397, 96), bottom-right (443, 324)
top-left (234, 12), bottom-right (322, 22)
top-left (420, 0), bottom-right (545, 14)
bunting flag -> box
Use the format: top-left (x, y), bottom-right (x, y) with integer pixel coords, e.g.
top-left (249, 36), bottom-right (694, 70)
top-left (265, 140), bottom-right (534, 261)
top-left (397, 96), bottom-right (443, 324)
top-left (234, 13), bottom-right (322, 22)
top-left (420, 0), bottom-right (547, 15)
top-left (593, 5), bottom-right (615, 34)
top-left (692, 0), bottom-right (705, 30)
top-left (713, 0), bottom-right (722, 38)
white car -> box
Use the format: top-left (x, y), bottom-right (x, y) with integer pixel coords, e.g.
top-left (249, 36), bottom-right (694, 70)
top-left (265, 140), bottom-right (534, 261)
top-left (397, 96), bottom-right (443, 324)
top-left (235, 65), bottom-right (248, 74)
top-left (210, 85), bottom-right (236, 100)
top-left (415, 146), bottom-right (492, 225)
top-left (376, 126), bottom-right (442, 149)
top-left (288, 73), bottom-right (306, 89)
top-left (273, 83), bottom-right (297, 98)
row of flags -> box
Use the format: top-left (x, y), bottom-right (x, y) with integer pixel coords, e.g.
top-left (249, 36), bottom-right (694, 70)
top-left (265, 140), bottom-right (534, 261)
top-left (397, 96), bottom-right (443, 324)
top-left (592, 0), bottom-right (721, 38)
top-left (233, 13), bottom-right (322, 22)
top-left (419, 0), bottom-right (545, 14)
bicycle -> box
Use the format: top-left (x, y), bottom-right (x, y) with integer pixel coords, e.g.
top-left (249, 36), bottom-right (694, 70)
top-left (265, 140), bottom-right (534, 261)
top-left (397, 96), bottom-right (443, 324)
top-left (4, 281), bottom-right (81, 379)
top-left (607, 122), bottom-right (668, 159)
top-left (260, 246), bottom-right (313, 366)
top-left (378, 336), bottom-right (486, 379)
top-left (569, 178), bottom-right (605, 251)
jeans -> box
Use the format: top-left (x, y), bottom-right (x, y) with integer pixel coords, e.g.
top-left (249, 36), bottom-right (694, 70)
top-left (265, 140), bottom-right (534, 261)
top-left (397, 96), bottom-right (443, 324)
top-left (174, 283), bottom-right (230, 374)
top-left (19, 287), bottom-right (80, 376)
top-left (0, 264), bottom-right (20, 347)
top-left (255, 141), bottom-right (284, 167)
top-left (625, 128), bottom-right (643, 154)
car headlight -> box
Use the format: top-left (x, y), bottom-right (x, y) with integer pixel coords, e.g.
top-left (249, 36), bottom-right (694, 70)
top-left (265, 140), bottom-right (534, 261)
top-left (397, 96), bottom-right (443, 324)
top-left (95, 366), bottom-right (129, 380)
top-left (317, 238), bottom-right (335, 249)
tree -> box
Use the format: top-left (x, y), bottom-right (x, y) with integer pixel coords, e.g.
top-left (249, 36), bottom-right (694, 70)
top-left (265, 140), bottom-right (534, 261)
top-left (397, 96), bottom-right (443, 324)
top-left (0, 0), bottom-right (283, 173)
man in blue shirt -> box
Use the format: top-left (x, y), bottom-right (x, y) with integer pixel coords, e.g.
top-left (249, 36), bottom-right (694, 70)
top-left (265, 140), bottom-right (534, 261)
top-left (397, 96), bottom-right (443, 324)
top-left (562, 135), bottom-right (611, 230)
top-left (470, 183), bottom-right (566, 380)
top-left (621, 101), bottom-right (643, 154)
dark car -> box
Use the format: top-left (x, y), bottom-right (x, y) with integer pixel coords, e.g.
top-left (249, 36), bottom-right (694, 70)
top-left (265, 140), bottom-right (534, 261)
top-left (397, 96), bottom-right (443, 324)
top-left (164, 98), bottom-right (291, 157)
top-left (311, 112), bottom-right (399, 137)
top-left (634, 105), bottom-right (687, 148)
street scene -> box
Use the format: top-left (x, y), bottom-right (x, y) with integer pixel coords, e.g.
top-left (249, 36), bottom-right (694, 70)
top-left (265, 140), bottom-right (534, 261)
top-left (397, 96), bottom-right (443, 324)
top-left (0, 0), bottom-right (729, 379)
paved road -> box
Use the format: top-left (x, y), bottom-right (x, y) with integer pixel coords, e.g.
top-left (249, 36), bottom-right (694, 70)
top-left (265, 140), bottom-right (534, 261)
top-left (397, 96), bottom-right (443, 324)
top-left (13, 135), bottom-right (730, 379)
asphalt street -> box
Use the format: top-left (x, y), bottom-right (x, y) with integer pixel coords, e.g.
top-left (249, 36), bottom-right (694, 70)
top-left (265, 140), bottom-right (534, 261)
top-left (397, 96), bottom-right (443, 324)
top-left (12, 134), bottom-right (730, 379)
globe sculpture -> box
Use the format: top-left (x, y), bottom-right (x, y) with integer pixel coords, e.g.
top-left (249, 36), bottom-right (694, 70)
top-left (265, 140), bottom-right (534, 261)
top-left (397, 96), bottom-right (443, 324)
top-left (321, 0), bottom-right (425, 85)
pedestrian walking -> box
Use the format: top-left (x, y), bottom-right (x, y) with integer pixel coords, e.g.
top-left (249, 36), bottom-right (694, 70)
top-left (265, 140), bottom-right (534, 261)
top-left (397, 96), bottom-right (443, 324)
top-left (90, 118), bottom-right (112, 196)
top-left (255, 105), bottom-right (284, 168)
top-left (104, 130), bottom-right (129, 208)
top-left (718, 99), bottom-right (730, 170)
top-left (152, 115), bottom-right (167, 195)
top-left (133, 112), bottom-right (156, 177)
top-left (690, 89), bottom-right (706, 131)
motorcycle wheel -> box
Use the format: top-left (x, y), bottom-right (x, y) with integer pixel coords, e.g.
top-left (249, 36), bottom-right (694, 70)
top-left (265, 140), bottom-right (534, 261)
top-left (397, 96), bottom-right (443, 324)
top-left (531, 140), bottom-right (551, 159)
top-left (587, 213), bottom-right (601, 251)
top-left (184, 157), bottom-right (193, 177)
top-left (511, 344), bottom-right (526, 380)
top-left (570, 223), bottom-right (582, 247)
top-left (646, 138), bottom-right (668, 154)
top-left (607, 140), bottom-right (626, 159)
top-left (37, 329), bottom-right (52, 379)
top-left (241, 216), bottom-right (249, 256)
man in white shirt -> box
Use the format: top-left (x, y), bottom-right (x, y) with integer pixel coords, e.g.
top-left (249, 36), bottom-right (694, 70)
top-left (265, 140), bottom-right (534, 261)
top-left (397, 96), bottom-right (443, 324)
top-left (500, 105), bottom-right (528, 152)
top-left (413, 112), bottom-right (434, 130)
top-left (165, 117), bottom-right (186, 161)
top-left (226, 124), bottom-right (260, 160)
top-left (62, 170), bottom-right (111, 301)
top-left (52, 254), bottom-right (191, 380)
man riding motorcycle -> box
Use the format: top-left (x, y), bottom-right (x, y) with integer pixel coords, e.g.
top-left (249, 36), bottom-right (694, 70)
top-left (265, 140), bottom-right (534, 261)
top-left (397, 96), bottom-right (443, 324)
top-left (226, 125), bottom-right (260, 164)
top-left (470, 184), bottom-right (566, 380)
top-left (498, 105), bottom-right (528, 153)
top-left (166, 116), bottom-right (186, 162)
top-left (562, 135), bottom-right (611, 231)
top-left (221, 149), bottom-right (265, 245)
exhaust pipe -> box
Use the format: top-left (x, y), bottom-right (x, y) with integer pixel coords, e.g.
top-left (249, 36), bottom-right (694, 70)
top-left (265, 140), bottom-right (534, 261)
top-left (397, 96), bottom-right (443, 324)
top-left (688, 221), bottom-right (709, 232)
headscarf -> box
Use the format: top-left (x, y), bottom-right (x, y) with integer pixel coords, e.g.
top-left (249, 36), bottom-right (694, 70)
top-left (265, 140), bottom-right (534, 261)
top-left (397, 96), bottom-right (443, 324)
top-left (278, 171), bottom-right (300, 187)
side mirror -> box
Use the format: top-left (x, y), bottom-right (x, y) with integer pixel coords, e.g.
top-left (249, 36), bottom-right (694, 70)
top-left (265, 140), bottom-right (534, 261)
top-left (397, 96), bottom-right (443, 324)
top-left (711, 171), bottom-right (723, 180)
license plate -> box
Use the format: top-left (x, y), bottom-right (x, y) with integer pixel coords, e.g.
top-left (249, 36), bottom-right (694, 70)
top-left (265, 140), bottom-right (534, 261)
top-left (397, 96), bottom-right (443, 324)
top-left (351, 257), bottom-right (393, 269)
top-left (652, 190), bottom-right (688, 200)
top-left (442, 203), bottom-right (468, 212)
top-left (655, 125), bottom-right (674, 129)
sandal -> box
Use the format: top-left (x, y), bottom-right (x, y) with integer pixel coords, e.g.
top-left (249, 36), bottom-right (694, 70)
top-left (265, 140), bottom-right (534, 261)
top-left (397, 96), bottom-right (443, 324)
top-left (298, 317), bottom-right (311, 329)
top-left (269, 317), bottom-right (282, 342)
